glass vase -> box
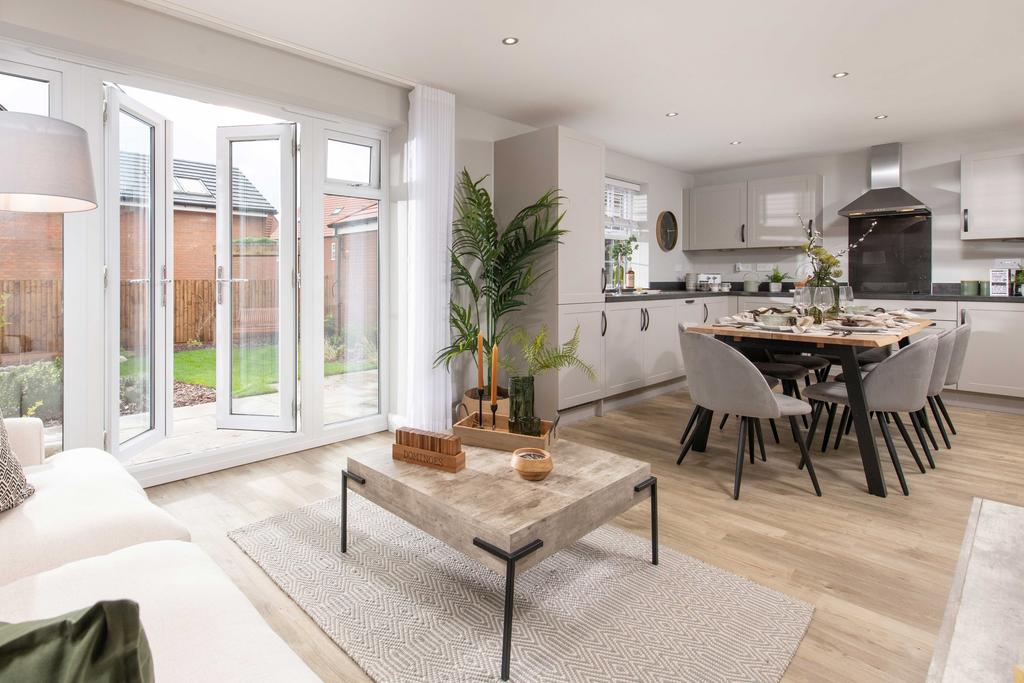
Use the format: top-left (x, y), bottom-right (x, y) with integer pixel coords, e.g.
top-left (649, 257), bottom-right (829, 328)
top-left (508, 375), bottom-right (541, 436)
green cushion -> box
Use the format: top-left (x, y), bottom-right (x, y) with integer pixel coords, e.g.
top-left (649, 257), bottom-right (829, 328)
top-left (0, 600), bottom-right (154, 683)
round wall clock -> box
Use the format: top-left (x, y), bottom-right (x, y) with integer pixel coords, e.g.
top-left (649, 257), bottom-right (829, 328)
top-left (656, 211), bottom-right (679, 251)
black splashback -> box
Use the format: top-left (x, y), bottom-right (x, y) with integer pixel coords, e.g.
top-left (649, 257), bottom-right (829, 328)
top-left (848, 214), bottom-right (931, 295)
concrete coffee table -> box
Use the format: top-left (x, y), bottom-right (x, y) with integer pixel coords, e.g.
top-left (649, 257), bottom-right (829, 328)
top-left (341, 440), bottom-right (657, 681)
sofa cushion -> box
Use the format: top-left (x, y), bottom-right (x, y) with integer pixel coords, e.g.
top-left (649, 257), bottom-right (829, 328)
top-left (0, 414), bottom-right (35, 513)
top-left (0, 449), bottom-right (190, 586)
top-left (0, 541), bottom-right (320, 683)
top-left (0, 600), bottom-right (154, 683)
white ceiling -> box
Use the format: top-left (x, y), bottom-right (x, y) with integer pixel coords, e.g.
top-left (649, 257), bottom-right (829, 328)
top-left (133, 0), bottom-right (1024, 173)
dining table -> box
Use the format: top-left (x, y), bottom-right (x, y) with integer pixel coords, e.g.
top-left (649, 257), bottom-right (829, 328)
top-left (686, 318), bottom-right (934, 497)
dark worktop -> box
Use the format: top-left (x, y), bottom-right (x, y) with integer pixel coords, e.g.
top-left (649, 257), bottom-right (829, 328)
top-left (605, 286), bottom-right (1024, 304)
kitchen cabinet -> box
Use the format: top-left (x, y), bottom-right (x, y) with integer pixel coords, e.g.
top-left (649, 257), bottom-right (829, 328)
top-left (557, 303), bottom-right (607, 409)
top-left (687, 174), bottom-right (821, 251)
top-left (687, 183), bottom-right (747, 250)
top-left (956, 302), bottom-right (1024, 397)
top-left (642, 301), bottom-right (683, 384)
top-left (961, 148), bottom-right (1024, 240)
top-left (604, 302), bottom-right (645, 395)
top-left (494, 126), bottom-right (605, 305)
top-left (703, 298), bottom-right (733, 324)
top-left (747, 174), bottom-right (822, 247)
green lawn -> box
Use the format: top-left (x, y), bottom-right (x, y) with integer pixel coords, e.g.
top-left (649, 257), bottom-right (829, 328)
top-left (120, 345), bottom-right (377, 398)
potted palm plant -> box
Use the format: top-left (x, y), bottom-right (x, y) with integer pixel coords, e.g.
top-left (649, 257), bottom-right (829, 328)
top-left (435, 169), bottom-right (567, 416)
top-left (506, 326), bottom-right (595, 435)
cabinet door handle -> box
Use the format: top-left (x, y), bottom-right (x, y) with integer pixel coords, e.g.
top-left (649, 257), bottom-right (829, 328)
top-left (640, 308), bottom-right (647, 331)
top-left (963, 208), bottom-right (969, 233)
top-left (601, 310), bottom-right (607, 336)
top-left (740, 223), bottom-right (746, 243)
top-left (601, 267), bottom-right (607, 293)
top-left (703, 303), bottom-right (709, 323)
top-left (960, 309), bottom-right (966, 325)
top-left (908, 307), bottom-right (937, 313)
top-left (684, 299), bottom-right (695, 304)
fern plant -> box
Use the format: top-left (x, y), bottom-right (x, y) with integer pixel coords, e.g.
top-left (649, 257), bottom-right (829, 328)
top-left (435, 169), bottom-right (568, 384)
top-left (509, 326), bottom-right (595, 379)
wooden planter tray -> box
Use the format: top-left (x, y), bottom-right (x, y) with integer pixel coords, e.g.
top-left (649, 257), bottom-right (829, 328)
top-left (453, 412), bottom-right (554, 452)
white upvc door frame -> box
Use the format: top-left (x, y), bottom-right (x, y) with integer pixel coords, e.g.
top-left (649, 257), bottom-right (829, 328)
top-left (214, 122), bottom-right (298, 432)
top-left (102, 85), bottom-right (174, 461)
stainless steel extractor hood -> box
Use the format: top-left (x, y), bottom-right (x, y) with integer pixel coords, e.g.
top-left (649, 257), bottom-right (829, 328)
top-left (838, 143), bottom-right (930, 217)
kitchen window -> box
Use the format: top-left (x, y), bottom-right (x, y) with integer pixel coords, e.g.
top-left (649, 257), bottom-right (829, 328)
top-left (603, 178), bottom-right (649, 288)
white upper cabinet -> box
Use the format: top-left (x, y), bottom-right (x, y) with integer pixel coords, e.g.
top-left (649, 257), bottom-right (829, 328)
top-left (961, 148), bottom-right (1024, 240)
top-left (557, 129), bottom-right (606, 303)
top-left (687, 182), bottom-right (747, 250)
top-left (747, 174), bottom-right (821, 248)
top-left (687, 175), bottom-right (820, 250)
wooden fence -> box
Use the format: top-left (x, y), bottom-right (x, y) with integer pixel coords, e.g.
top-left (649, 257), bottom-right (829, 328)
top-left (0, 280), bottom-right (63, 356)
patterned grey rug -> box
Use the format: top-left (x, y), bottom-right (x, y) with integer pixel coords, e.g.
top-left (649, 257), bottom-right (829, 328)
top-left (229, 494), bottom-right (813, 683)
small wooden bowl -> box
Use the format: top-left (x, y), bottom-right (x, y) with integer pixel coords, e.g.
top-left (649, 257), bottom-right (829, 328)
top-left (511, 448), bottom-right (553, 481)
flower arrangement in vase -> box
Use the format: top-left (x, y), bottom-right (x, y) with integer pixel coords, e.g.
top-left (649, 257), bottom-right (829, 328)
top-left (798, 215), bottom-right (877, 321)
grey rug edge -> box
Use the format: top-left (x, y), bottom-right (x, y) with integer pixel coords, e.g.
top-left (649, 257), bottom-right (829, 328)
top-left (227, 494), bottom-right (815, 683)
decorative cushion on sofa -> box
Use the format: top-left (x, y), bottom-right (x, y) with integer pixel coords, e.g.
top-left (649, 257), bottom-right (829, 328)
top-left (0, 600), bottom-right (154, 683)
top-left (0, 449), bottom-right (191, 586)
top-left (0, 412), bottom-right (34, 513)
top-left (0, 541), bottom-right (320, 683)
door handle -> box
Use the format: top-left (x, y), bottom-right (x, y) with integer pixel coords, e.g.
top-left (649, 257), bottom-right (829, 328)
top-left (124, 278), bottom-right (151, 284)
top-left (684, 299), bottom-right (695, 304)
top-left (601, 268), bottom-right (607, 293)
top-left (601, 310), bottom-right (607, 337)
top-left (641, 308), bottom-right (648, 331)
top-left (215, 265), bottom-right (249, 304)
top-left (740, 223), bottom-right (746, 243)
top-left (159, 265), bottom-right (173, 307)
top-left (963, 208), bottom-right (969, 233)
top-left (907, 308), bottom-right (937, 313)
top-left (703, 303), bottom-right (709, 323)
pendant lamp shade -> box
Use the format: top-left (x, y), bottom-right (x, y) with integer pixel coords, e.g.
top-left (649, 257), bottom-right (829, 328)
top-left (0, 112), bottom-right (97, 213)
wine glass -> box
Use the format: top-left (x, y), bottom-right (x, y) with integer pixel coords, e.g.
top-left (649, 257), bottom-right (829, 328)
top-left (792, 287), bottom-right (808, 315)
top-left (837, 285), bottom-right (854, 313)
top-left (813, 287), bottom-right (836, 320)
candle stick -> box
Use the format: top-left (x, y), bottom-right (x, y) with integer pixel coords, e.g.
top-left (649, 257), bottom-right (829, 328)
top-left (490, 343), bottom-right (499, 429)
top-left (476, 333), bottom-right (485, 427)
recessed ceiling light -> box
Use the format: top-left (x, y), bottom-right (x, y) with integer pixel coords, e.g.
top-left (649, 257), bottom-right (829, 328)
top-left (874, 114), bottom-right (888, 119)
top-left (729, 140), bottom-right (742, 145)
top-left (665, 112), bottom-right (679, 118)
top-left (501, 37), bottom-right (519, 46)
top-left (832, 71), bottom-right (850, 79)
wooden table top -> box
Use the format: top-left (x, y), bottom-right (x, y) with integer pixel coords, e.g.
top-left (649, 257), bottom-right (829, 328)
top-left (686, 318), bottom-right (933, 348)
top-left (347, 441), bottom-right (652, 572)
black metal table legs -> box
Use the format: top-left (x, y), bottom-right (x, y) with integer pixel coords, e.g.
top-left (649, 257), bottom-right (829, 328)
top-left (472, 537), bottom-right (544, 681)
top-left (634, 476), bottom-right (659, 565)
top-left (340, 469), bottom-right (365, 553)
top-left (836, 346), bottom-right (887, 497)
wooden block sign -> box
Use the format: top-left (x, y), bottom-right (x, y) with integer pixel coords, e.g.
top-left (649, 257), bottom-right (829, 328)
top-left (392, 428), bottom-right (465, 473)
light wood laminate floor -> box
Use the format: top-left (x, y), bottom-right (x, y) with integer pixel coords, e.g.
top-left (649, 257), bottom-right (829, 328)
top-left (147, 391), bottom-right (1024, 682)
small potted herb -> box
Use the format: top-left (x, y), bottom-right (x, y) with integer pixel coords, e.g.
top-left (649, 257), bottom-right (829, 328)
top-left (768, 266), bottom-right (789, 293)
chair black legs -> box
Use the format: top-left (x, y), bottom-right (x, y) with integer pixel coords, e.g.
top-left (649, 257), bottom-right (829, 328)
top-left (768, 419), bottom-right (780, 444)
top-left (747, 419), bottom-right (756, 464)
top-left (733, 417), bottom-right (747, 500)
top-left (804, 402), bottom-right (825, 455)
top-left (719, 413), bottom-right (730, 430)
top-left (680, 406), bottom-right (701, 445)
top-left (876, 413), bottom-right (909, 496)
top-left (831, 406), bottom-right (851, 451)
top-left (789, 415), bottom-right (822, 496)
top-left (918, 408), bottom-right (940, 450)
top-left (754, 420), bottom-right (767, 462)
top-left (935, 394), bottom-right (956, 435)
top-left (678, 407), bottom-right (706, 464)
top-left (891, 413), bottom-right (926, 473)
top-left (820, 403), bottom-right (837, 452)
top-left (928, 396), bottom-right (952, 449)
top-left (908, 410), bottom-right (936, 469)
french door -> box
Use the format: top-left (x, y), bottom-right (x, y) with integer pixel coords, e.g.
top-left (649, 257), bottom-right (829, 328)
top-left (104, 86), bottom-right (173, 459)
top-left (214, 124), bottom-right (298, 431)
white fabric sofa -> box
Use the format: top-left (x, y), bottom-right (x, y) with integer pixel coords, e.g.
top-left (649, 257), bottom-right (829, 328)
top-left (0, 419), bottom-right (320, 682)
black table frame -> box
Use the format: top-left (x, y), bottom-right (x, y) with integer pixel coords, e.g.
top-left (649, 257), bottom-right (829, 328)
top-left (340, 470), bottom-right (658, 681)
top-left (691, 336), bottom-right (911, 497)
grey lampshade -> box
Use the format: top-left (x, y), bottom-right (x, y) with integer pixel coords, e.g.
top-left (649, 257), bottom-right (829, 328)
top-left (0, 112), bottom-right (97, 213)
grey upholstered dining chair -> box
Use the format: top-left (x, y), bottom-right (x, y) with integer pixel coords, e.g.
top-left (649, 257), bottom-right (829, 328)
top-left (678, 331), bottom-right (821, 500)
top-left (922, 328), bottom-right (959, 450)
top-left (933, 323), bottom-right (971, 437)
top-left (803, 335), bottom-right (938, 496)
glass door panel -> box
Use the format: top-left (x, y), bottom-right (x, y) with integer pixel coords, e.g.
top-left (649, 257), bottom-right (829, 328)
top-left (103, 86), bottom-right (172, 458)
top-left (215, 124), bottom-right (296, 431)
top-left (323, 195), bottom-right (379, 424)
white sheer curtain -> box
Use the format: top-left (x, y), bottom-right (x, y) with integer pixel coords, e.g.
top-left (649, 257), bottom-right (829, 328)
top-left (399, 85), bottom-right (456, 432)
